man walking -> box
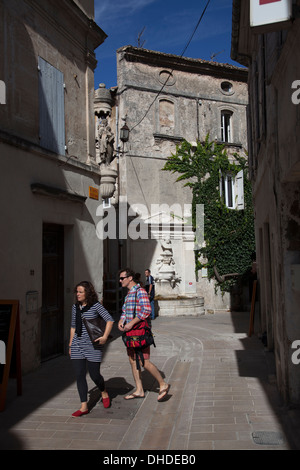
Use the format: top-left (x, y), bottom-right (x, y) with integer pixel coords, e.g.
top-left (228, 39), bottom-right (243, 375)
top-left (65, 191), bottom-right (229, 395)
top-left (145, 268), bottom-right (155, 320)
top-left (118, 268), bottom-right (170, 401)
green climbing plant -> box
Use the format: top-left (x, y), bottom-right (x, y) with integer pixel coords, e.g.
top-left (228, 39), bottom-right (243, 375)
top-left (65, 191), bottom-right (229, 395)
top-left (162, 135), bottom-right (256, 292)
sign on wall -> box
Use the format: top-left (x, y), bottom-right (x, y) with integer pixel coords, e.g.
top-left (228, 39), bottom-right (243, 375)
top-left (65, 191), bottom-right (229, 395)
top-left (89, 186), bottom-right (99, 200)
top-left (250, 0), bottom-right (292, 29)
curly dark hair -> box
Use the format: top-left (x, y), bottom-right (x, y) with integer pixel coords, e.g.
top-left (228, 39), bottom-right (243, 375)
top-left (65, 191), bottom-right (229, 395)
top-left (74, 281), bottom-right (98, 306)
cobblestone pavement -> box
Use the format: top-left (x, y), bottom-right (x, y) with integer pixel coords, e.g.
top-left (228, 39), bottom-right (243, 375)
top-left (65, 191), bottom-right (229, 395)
top-left (1, 311), bottom-right (300, 451)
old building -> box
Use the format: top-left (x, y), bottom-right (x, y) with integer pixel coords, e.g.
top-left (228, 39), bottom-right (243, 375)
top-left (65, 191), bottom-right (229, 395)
top-left (0, 0), bottom-right (106, 372)
top-left (96, 46), bottom-right (249, 314)
top-left (231, 0), bottom-right (300, 405)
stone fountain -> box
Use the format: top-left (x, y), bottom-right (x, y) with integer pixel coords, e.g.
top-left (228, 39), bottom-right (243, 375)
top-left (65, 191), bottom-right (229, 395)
top-left (155, 236), bottom-right (181, 295)
top-left (154, 236), bottom-right (204, 317)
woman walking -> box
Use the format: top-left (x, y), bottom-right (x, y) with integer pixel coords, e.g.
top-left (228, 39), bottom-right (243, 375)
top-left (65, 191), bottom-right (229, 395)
top-left (69, 281), bottom-right (114, 416)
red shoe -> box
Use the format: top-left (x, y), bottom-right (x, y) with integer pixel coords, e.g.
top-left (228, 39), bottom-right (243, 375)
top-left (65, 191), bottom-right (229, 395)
top-left (72, 409), bottom-right (89, 417)
top-left (102, 396), bottom-right (110, 408)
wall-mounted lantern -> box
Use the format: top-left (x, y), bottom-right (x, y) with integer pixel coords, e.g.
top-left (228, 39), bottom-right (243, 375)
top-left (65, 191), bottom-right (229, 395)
top-left (120, 122), bottom-right (130, 143)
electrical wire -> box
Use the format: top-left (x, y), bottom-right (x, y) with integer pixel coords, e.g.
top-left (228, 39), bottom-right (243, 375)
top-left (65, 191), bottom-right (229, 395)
top-left (180, 0), bottom-right (211, 57)
top-left (128, 0), bottom-right (211, 133)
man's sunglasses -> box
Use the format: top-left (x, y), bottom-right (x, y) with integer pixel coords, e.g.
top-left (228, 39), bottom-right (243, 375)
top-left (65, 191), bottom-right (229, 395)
top-left (119, 276), bottom-right (129, 281)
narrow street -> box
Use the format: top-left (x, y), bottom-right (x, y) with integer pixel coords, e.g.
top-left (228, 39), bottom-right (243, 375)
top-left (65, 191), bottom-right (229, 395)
top-left (1, 310), bottom-right (299, 451)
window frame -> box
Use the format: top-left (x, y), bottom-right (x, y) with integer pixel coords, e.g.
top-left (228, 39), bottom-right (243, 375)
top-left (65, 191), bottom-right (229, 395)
top-left (220, 169), bottom-right (244, 211)
top-left (221, 110), bottom-right (233, 143)
top-left (220, 172), bottom-right (235, 209)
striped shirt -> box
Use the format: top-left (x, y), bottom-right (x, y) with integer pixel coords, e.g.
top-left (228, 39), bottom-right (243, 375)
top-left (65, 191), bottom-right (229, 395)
top-left (120, 284), bottom-right (151, 324)
top-left (70, 302), bottom-right (114, 362)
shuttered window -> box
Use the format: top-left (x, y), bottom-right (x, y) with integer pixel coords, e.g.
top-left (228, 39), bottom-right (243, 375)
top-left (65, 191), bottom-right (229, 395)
top-left (236, 170), bottom-right (244, 210)
top-left (221, 111), bottom-right (232, 143)
top-left (220, 169), bottom-right (244, 210)
top-left (38, 57), bottom-right (65, 155)
top-left (220, 173), bottom-right (234, 208)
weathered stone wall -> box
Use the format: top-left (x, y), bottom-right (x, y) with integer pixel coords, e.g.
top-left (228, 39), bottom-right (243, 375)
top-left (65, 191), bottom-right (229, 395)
top-left (232, 0), bottom-right (300, 405)
top-left (116, 46), bottom-right (248, 311)
top-left (0, 0), bottom-right (106, 372)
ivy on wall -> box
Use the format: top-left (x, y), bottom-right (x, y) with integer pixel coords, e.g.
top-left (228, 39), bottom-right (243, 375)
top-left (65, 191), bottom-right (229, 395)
top-left (162, 136), bottom-right (256, 292)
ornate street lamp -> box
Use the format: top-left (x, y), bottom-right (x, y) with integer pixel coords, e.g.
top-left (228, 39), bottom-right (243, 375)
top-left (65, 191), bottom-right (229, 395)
top-left (120, 122), bottom-right (130, 143)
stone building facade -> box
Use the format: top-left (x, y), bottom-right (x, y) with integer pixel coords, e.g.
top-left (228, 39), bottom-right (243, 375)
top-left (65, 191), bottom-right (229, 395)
top-left (96, 46), bottom-right (249, 314)
top-left (231, 0), bottom-right (300, 405)
top-left (0, 0), bottom-right (106, 372)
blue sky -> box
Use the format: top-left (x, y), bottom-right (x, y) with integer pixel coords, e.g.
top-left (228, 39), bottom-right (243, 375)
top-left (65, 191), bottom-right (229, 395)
top-left (93, 0), bottom-right (239, 90)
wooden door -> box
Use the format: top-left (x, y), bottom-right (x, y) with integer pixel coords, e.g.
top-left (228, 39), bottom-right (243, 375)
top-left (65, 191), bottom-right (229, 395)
top-left (41, 224), bottom-right (64, 361)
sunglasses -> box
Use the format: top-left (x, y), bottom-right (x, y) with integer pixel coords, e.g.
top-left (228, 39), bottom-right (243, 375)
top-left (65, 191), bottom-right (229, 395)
top-left (119, 276), bottom-right (129, 281)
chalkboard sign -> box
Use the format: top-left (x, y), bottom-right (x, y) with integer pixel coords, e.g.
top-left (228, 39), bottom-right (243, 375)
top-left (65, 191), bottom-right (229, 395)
top-left (0, 300), bottom-right (22, 411)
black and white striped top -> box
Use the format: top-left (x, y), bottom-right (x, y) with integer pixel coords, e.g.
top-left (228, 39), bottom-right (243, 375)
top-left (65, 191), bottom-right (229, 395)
top-left (70, 302), bottom-right (114, 362)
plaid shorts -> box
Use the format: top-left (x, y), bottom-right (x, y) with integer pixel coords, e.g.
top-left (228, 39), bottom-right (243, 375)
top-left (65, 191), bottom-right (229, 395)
top-left (127, 346), bottom-right (150, 360)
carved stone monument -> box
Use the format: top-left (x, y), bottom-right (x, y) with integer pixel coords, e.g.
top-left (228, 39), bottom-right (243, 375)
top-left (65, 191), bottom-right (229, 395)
top-left (154, 235), bottom-right (204, 317)
top-left (94, 84), bottom-right (117, 200)
top-left (155, 236), bottom-right (181, 295)
top-left (96, 118), bottom-right (115, 166)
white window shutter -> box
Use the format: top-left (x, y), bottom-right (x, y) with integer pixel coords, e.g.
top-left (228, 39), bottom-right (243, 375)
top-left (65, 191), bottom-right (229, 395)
top-left (236, 170), bottom-right (244, 210)
top-left (38, 57), bottom-right (65, 155)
